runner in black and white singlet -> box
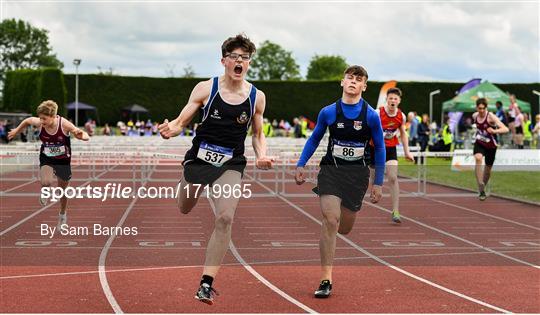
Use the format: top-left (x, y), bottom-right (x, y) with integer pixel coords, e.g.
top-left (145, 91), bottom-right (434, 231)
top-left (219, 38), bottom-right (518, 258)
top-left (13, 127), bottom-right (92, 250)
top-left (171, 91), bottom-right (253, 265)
top-left (8, 100), bottom-right (89, 227)
top-left (158, 34), bottom-right (273, 305)
top-left (295, 65), bottom-right (385, 298)
top-left (472, 98), bottom-right (508, 200)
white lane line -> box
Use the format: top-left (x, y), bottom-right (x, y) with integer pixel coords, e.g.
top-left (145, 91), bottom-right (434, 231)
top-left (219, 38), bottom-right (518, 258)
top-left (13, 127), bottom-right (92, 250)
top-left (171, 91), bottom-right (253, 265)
top-left (99, 166), bottom-right (155, 314)
top-left (3, 248), bottom-right (539, 281)
top-left (139, 226), bottom-right (201, 229)
top-left (1, 178), bottom-right (38, 193)
top-left (436, 222), bottom-right (496, 224)
top-left (250, 176), bottom-right (513, 313)
top-left (245, 226), bottom-right (307, 229)
top-left (468, 233), bottom-right (535, 235)
top-left (138, 232), bottom-right (204, 235)
top-left (421, 196), bottom-right (540, 231)
top-left (0, 166), bottom-right (116, 236)
top-left (452, 227), bottom-right (515, 229)
top-left (249, 232), bottom-right (315, 235)
top-left (279, 195), bottom-right (513, 314)
top-left (367, 202), bottom-right (540, 269)
top-left (207, 198), bottom-right (316, 314)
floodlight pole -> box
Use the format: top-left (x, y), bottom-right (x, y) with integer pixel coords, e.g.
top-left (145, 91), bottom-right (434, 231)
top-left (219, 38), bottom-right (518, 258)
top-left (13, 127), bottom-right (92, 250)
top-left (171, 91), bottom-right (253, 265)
top-left (73, 59), bottom-right (81, 126)
top-left (429, 89), bottom-right (441, 125)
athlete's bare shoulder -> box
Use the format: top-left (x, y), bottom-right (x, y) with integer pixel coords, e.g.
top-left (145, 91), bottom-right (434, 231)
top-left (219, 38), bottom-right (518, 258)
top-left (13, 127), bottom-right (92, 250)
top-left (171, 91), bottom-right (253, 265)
top-left (190, 79), bottom-right (213, 105)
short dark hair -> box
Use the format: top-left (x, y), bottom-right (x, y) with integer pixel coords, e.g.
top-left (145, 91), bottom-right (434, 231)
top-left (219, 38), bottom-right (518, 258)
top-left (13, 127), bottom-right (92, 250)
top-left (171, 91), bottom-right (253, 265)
top-left (476, 98), bottom-right (488, 107)
top-left (344, 65), bottom-right (368, 80)
top-left (221, 33), bottom-right (256, 57)
top-left (387, 87), bottom-right (402, 97)
top-left (496, 101), bottom-right (502, 106)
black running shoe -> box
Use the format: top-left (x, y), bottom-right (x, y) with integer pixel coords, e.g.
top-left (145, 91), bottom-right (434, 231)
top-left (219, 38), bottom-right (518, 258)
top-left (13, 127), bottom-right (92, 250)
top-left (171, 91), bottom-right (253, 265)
top-left (479, 191), bottom-right (487, 201)
top-left (194, 283), bottom-right (218, 305)
top-left (314, 280), bottom-right (332, 298)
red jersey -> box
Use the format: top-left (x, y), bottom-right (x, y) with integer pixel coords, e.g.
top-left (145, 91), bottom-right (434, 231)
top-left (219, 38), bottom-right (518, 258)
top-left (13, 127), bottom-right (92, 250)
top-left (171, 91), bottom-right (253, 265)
top-left (379, 107), bottom-right (404, 147)
top-left (39, 116), bottom-right (71, 161)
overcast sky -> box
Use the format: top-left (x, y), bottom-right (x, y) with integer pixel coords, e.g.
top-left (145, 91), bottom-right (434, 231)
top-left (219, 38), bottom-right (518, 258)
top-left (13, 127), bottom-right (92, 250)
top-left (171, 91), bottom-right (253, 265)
top-left (2, 0), bottom-right (539, 82)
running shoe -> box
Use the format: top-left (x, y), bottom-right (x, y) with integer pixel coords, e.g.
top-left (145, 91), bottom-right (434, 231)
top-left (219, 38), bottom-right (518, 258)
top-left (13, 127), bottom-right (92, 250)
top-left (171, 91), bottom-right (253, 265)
top-left (57, 213), bottom-right (67, 230)
top-left (195, 283), bottom-right (218, 305)
top-left (479, 191), bottom-right (487, 201)
top-left (314, 280), bottom-right (332, 298)
top-left (39, 195), bottom-right (48, 206)
top-left (392, 209), bottom-right (401, 223)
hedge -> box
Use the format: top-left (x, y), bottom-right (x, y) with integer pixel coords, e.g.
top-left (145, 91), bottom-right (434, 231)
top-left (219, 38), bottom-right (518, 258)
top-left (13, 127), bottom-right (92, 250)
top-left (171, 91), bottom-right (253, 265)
top-left (6, 70), bottom-right (539, 124)
top-left (63, 75), bottom-right (538, 124)
top-left (3, 68), bottom-right (67, 115)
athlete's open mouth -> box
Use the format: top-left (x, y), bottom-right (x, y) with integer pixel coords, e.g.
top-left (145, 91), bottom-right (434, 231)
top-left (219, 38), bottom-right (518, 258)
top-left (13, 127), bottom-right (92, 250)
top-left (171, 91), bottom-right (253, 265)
top-left (234, 65), bottom-right (243, 74)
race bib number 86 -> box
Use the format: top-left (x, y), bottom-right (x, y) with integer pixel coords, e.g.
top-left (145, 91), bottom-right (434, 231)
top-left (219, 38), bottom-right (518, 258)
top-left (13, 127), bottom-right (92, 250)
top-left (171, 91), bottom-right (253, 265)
top-left (333, 140), bottom-right (365, 161)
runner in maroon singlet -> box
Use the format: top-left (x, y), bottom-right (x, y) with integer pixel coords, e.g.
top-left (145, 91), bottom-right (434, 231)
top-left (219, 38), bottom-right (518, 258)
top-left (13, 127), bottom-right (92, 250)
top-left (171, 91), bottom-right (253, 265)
top-left (472, 98), bottom-right (508, 201)
top-left (8, 100), bottom-right (90, 227)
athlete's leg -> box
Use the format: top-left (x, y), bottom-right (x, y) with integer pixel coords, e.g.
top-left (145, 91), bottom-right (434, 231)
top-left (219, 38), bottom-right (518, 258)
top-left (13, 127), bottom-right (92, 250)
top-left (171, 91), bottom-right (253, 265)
top-left (474, 153), bottom-right (485, 191)
top-left (483, 165), bottom-right (493, 187)
top-left (338, 205), bottom-right (356, 235)
top-left (177, 176), bottom-right (204, 214)
top-left (202, 170), bottom-right (242, 278)
top-left (319, 194), bottom-right (341, 282)
top-left (386, 160), bottom-right (399, 211)
top-left (57, 178), bottom-right (69, 215)
top-left (39, 165), bottom-right (54, 205)
top-left (40, 165), bottom-right (55, 187)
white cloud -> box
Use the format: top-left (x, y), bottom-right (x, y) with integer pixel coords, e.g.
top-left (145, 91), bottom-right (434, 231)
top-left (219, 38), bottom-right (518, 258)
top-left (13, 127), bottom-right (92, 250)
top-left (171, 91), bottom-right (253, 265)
top-left (2, 1), bottom-right (538, 82)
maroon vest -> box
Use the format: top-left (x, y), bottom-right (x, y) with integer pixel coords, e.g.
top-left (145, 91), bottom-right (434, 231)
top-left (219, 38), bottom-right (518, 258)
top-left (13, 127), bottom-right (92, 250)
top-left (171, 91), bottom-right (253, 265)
top-left (475, 114), bottom-right (497, 149)
top-left (39, 116), bottom-right (71, 160)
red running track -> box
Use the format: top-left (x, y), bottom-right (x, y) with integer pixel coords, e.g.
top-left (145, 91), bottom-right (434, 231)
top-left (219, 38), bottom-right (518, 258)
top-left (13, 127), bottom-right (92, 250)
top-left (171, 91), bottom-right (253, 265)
top-left (1, 166), bottom-right (539, 313)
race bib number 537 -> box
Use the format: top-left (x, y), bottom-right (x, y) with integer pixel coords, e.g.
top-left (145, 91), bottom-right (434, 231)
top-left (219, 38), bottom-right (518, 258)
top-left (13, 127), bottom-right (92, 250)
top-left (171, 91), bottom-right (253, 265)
top-left (197, 142), bottom-right (233, 167)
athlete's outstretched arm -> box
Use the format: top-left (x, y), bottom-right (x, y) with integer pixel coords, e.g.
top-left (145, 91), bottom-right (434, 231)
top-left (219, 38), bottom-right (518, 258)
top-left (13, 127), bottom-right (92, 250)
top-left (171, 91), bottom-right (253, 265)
top-left (295, 107), bottom-right (330, 184)
top-left (158, 80), bottom-right (210, 139)
top-left (7, 117), bottom-right (41, 141)
top-left (251, 91), bottom-right (273, 170)
top-left (399, 113), bottom-right (413, 161)
top-left (62, 119), bottom-right (90, 141)
top-left (368, 109), bottom-right (385, 202)
top-left (487, 112), bottom-right (509, 134)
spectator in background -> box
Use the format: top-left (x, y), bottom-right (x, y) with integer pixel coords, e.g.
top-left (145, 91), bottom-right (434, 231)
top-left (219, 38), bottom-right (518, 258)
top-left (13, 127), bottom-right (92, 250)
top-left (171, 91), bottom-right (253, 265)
top-left (407, 111), bottom-right (418, 147)
top-left (299, 115), bottom-right (308, 138)
top-left (495, 101), bottom-right (507, 125)
top-left (532, 114), bottom-right (540, 149)
top-left (103, 123), bottom-right (112, 136)
top-left (513, 106), bottom-right (524, 149)
top-left (494, 101), bottom-right (508, 146)
top-left (0, 120), bottom-right (6, 143)
top-left (429, 117), bottom-right (452, 152)
top-left (293, 117), bottom-right (302, 138)
top-left (127, 119), bottom-right (134, 135)
top-left (507, 95), bottom-right (518, 144)
top-left (263, 118), bottom-right (273, 137)
top-left (117, 121), bottom-right (127, 136)
top-left (522, 113), bottom-right (532, 148)
top-left (416, 114), bottom-right (430, 164)
top-left (84, 119), bottom-right (94, 136)
top-left (152, 122), bottom-right (159, 135)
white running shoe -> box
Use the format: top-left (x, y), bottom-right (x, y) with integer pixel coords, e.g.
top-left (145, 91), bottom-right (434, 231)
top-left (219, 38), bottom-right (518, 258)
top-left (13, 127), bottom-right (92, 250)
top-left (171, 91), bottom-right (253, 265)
top-left (39, 195), bottom-right (48, 206)
top-left (57, 213), bottom-right (67, 230)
